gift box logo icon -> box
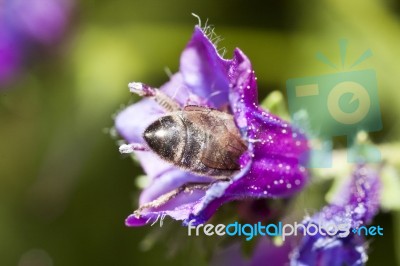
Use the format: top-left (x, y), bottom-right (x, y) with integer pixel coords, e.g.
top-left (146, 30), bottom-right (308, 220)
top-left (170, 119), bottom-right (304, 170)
top-left (286, 41), bottom-right (382, 167)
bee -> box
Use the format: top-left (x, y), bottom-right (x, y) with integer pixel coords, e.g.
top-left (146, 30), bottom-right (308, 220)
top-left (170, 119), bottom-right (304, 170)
top-left (123, 82), bottom-right (248, 179)
top-left (120, 83), bottom-right (249, 213)
top-left (144, 105), bottom-right (247, 178)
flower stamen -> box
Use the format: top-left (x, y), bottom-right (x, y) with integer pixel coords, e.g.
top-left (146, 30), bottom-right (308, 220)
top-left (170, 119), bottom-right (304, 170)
top-left (119, 143), bottom-right (150, 153)
top-left (128, 82), bottom-right (181, 112)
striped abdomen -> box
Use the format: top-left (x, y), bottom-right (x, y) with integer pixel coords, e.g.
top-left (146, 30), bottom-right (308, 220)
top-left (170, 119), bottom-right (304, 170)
top-left (143, 106), bottom-right (247, 178)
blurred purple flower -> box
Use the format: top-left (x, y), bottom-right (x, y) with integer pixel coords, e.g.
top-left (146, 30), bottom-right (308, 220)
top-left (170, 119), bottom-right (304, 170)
top-left (211, 165), bottom-right (381, 266)
top-left (116, 26), bottom-right (309, 226)
top-left (211, 237), bottom-right (295, 266)
top-left (291, 165), bottom-right (381, 266)
top-left (7, 0), bottom-right (72, 44)
top-left (0, 0), bottom-right (72, 86)
top-left (0, 26), bottom-right (21, 84)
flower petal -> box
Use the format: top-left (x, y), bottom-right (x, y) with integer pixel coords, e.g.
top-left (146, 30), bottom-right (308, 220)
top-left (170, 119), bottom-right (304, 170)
top-left (138, 168), bottom-right (213, 205)
top-left (126, 187), bottom-right (207, 226)
top-left (291, 232), bottom-right (367, 266)
top-left (211, 237), bottom-right (294, 266)
top-left (180, 26), bottom-right (231, 108)
top-left (291, 165), bottom-right (380, 266)
top-left (0, 28), bottom-right (21, 86)
top-left (10, 0), bottom-right (72, 44)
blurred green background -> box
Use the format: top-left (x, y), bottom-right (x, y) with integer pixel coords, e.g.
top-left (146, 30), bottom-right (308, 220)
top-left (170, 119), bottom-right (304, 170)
top-left (1, 0), bottom-right (400, 265)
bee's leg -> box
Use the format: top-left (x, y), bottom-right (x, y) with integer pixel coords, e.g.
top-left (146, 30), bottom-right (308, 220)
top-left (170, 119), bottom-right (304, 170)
top-left (119, 143), bottom-right (150, 153)
top-left (129, 82), bottom-right (181, 112)
top-left (134, 182), bottom-right (212, 215)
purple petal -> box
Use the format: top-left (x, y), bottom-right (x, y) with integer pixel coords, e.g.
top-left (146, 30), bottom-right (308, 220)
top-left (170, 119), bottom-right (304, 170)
top-left (211, 237), bottom-right (295, 266)
top-left (0, 0), bottom-right (72, 87)
top-left (211, 242), bottom-right (247, 266)
top-left (229, 49), bottom-right (259, 117)
top-left (158, 73), bottom-right (194, 106)
top-left (250, 237), bottom-right (294, 266)
top-left (291, 232), bottom-right (367, 266)
top-left (9, 0), bottom-right (72, 44)
top-left (291, 165), bottom-right (380, 266)
top-left (180, 26), bottom-right (231, 108)
top-left (138, 168), bottom-right (213, 205)
top-left (0, 27), bottom-right (22, 86)
top-left (331, 165), bottom-right (381, 225)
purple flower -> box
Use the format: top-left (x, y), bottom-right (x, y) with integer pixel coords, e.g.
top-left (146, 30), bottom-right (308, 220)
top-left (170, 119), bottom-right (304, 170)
top-left (291, 165), bottom-right (381, 266)
top-left (0, 26), bottom-right (21, 85)
top-left (6, 0), bottom-right (72, 45)
top-left (0, 0), bottom-right (72, 86)
top-left (211, 237), bottom-right (295, 266)
top-left (210, 165), bottom-right (381, 266)
top-left (115, 26), bottom-right (309, 226)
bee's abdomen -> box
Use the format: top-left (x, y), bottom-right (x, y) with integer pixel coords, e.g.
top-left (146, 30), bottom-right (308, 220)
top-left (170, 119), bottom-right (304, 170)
top-left (179, 111), bottom-right (247, 178)
top-left (143, 116), bottom-right (186, 163)
top-left (144, 106), bottom-right (248, 179)
top-left (178, 121), bottom-right (206, 171)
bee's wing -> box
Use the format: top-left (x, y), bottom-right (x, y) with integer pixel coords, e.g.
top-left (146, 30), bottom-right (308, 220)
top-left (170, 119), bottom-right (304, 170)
top-left (183, 107), bottom-right (247, 170)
